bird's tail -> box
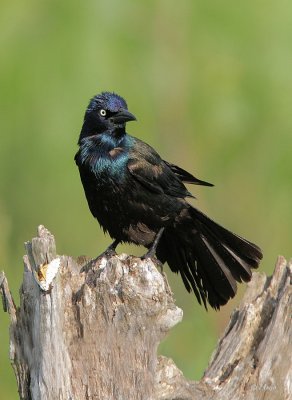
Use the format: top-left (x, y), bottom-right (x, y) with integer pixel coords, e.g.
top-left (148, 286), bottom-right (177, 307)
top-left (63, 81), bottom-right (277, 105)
top-left (156, 206), bottom-right (263, 309)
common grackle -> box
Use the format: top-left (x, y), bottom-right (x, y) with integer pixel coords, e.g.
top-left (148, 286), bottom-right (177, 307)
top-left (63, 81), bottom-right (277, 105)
top-left (75, 92), bottom-right (263, 309)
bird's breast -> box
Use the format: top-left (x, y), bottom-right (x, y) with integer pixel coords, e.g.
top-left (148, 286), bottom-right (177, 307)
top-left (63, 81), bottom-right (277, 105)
top-left (76, 144), bottom-right (128, 184)
top-left (90, 150), bottom-right (129, 184)
top-left (76, 134), bottom-right (136, 189)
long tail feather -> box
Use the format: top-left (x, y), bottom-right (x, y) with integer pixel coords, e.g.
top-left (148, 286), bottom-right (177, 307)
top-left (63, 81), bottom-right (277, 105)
top-left (156, 206), bottom-right (263, 309)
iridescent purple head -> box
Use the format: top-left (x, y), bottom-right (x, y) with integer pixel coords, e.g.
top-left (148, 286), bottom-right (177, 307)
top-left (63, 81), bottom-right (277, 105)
top-left (80, 92), bottom-right (136, 140)
top-left (87, 92), bottom-right (128, 114)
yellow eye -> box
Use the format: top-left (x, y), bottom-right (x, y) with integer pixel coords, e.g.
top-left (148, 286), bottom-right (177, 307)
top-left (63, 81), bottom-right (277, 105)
top-left (99, 109), bottom-right (107, 117)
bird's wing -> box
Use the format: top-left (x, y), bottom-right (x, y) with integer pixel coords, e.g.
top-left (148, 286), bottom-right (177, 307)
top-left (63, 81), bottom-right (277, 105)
top-left (163, 161), bottom-right (213, 187)
top-left (127, 140), bottom-right (193, 198)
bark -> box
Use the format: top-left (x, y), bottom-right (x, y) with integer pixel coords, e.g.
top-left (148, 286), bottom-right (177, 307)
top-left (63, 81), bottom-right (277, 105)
top-left (1, 225), bottom-right (291, 400)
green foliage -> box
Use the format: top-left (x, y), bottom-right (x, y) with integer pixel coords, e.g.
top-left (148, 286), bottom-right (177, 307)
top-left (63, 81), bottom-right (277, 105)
top-left (1, 1), bottom-right (291, 398)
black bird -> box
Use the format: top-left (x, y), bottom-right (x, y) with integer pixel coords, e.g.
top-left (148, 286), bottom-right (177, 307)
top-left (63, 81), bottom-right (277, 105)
top-left (75, 92), bottom-right (263, 309)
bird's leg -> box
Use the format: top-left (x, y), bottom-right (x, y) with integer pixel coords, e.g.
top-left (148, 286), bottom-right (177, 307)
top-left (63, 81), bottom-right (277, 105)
top-left (93, 239), bottom-right (120, 262)
top-left (142, 228), bottom-right (165, 260)
top-left (82, 239), bottom-right (120, 272)
top-left (106, 239), bottom-right (119, 255)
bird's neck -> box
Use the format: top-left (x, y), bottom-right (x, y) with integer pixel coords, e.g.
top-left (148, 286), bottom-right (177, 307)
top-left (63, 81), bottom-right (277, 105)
top-left (99, 131), bottom-right (125, 151)
top-left (76, 131), bottom-right (134, 181)
top-left (77, 129), bottom-right (133, 163)
top-left (78, 119), bottom-right (126, 145)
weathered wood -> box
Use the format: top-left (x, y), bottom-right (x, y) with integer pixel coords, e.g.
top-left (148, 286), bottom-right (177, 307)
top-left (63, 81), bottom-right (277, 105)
top-left (201, 256), bottom-right (292, 400)
top-left (1, 226), bottom-right (291, 400)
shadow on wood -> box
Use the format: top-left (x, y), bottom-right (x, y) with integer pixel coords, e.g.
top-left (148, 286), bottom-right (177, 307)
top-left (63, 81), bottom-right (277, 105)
top-left (1, 226), bottom-right (291, 400)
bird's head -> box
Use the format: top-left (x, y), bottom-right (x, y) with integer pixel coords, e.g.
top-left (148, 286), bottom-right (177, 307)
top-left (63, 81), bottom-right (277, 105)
top-left (79, 92), bottom-right (136, 142)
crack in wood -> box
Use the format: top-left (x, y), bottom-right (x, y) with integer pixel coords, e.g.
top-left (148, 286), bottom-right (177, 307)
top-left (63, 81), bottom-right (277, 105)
top-left (1, 228), bottom-right (291, 400)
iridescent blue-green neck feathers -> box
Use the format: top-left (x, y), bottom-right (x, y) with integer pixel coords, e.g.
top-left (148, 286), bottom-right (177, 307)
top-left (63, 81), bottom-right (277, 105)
top-left (76, 133), bottom-right (135, 182)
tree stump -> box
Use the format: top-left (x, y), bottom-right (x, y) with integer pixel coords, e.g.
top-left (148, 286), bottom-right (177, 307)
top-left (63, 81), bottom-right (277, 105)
top-left (1, 226), bottom-right (291, 400)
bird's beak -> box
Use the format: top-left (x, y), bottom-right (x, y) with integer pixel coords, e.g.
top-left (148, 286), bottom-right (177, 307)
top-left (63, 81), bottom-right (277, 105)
top-left (111, 109), bottom-right (137, 124)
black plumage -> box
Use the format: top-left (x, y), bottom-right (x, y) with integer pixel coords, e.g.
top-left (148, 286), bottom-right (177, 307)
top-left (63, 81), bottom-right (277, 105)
top-left (75, 92), bottom-right (263, 309)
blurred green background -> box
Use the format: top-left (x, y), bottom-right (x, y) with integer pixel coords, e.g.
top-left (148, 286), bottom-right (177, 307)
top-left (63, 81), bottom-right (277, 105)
top-left (1, 1), bottom-right (291, 398)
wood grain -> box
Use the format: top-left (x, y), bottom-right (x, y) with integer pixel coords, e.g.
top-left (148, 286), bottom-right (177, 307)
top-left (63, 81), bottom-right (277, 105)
top-left (1, 226), bottom-right (291, 400)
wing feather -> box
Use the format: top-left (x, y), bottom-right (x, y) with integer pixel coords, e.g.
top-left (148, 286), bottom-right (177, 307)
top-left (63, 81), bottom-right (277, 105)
top-left (164, 161), bottom-right (213, 187)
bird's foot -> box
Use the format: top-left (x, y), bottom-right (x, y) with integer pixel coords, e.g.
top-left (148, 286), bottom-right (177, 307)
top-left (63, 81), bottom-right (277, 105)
top-left (141, 251), bottom-right (163, 273)
top-left (84, 239), bottom-right (120, 270)
top-left (81, 251), bottom-right (115, 273)
top-left (95, 247), bottom-right (117, 260)
top-left (141, 248), bottom-right (157, 260)
top-left (141, 228), bottom-right (165, 269)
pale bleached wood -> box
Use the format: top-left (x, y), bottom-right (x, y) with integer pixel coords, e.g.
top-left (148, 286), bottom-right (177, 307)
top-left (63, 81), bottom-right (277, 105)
top-left (1, 226), bottom-right (291, 400)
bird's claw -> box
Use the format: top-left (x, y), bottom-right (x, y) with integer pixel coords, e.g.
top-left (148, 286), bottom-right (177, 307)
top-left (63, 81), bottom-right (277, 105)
top-left (141, 249), bottom-right (156, 260)
top-left (141, 251), bottom-right (163, 272)
top-left (92, 239), bottom-right (120, 265)
top-left (141, 227), bottom-right (164, 264)
top-left (93, 248), bottom-right (117, 263)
